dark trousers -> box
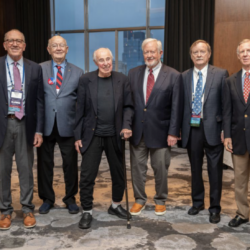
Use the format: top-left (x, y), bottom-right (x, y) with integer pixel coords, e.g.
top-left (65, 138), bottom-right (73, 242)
top-left (37, 119), bottom-right (78, 206)
top-left (80, 136), bottom-right (124, 210)
top-left (187, 121), bottom-right (223, 213)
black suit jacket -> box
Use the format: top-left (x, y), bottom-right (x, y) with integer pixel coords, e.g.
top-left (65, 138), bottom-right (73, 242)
top-left (74, 70), bottom-right (134, 154)
top-left (0, 56), bottom-right (44, 148)
top-left (128, 64), bottom-right (183, 148)
top-left (182, 65), bottom-right (228, 148)
top-left (223, 70), bottom-right (250, 155)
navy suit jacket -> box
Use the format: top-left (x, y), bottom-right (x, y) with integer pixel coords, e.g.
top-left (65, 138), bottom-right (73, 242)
top-left (74, 70), bottom-right (134, 154)
top-left (182, 65), bottom-right (228, 148)
top-left (223, 70), bottom-right (250, 155)
top-left (0, 56), bottom-right (44, 148)
top-left (129, 64), bottom-right (183, 148)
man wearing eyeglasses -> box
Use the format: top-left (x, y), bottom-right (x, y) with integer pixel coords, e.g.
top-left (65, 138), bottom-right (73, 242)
top-left (37, 36), bottom-right (83, 215)
top-left (74, 48), bottom-right (133, 229)
top-left (224, 39), bottom-right (250, 227)
top-left (129, 38), bottom-right (183, 216)
top-left (0, 29), bottom-right (44, 229)
top-left (182, 40), bottom-right (228, 223)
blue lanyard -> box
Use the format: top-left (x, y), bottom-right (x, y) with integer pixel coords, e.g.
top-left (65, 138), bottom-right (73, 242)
top-left (6, 57), bottom-right (25, 89)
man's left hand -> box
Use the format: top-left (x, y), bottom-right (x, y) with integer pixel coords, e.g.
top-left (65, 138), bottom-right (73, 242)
top-left (34, 133), bottom-right (43, 147)
top-left (120, 129), bottom-right (132, 139)
top-left (167, 135), bottom-right (178, 147)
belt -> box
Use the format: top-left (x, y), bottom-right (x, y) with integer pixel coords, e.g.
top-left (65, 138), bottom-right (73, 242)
top-left (7, 114), bottom-right (16, 119)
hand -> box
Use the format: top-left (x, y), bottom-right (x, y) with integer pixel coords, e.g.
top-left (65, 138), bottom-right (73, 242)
top-left (120, 129), bottom-right (132, 139)
top-left (33, 133), bottom-right (43, 147)
top-left (224, 138), bottom-right (233, 153)
top-left (75, 140), bottom-right (82, 154)
top-left (221, 131), bottom-right (224, 143)
top-left (167, 135), bottom-right (178, 147)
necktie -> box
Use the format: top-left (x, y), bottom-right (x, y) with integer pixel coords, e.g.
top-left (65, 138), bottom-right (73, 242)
top-left (13, 62), bottom-right (24, 119)
top-left (243, 72), bottom-right (250, 103)
top-left (56, 65), bottom-right (63, 90)
top-left (193, 71), bottom-right (203, 115)
top-left (146, 69), bottom-right (154, 103)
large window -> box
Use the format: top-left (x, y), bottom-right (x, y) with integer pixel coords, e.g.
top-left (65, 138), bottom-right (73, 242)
top-left (51, 0), bottom-right (165, 74)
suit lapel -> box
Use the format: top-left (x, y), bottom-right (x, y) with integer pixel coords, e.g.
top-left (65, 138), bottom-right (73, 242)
top-left (0, 57), bottom-right (8, 102)
top-left (138, 65), bottom-right (146, 106)
top-left (57, 63), bottom-right (72, 96)
top-left (186, 69), bottom-right (193, 109)
top-left (234, 70), bottom-right (245, 106)
top-left (111, 71), bottom-right (120, 112)
top-left (24, 58), bottom-right (31, 98)
top-left (45, 60), bottom-right (57, 97)
top-left (88, 70), bottom-right (98, 115)
top-left (203, 65), bottom-right (214, 105)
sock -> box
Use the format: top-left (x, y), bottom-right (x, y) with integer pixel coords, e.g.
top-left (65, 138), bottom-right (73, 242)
top-left (83, 210), bottom-right (92, 215)
top-left (112, 201), bottom-right (120, 209)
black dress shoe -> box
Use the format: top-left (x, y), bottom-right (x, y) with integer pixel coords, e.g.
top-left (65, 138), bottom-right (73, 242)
top-left (78, 213), bottom-right (92, 229)
top-left (39, 203), bottom-right (53, 214)
top-left (67, 204), bottom-right (79, 214)
top-left (188, 205), bottom-right (204, 215)
top-left (108, 205), bottom-right (132, 220)
top-left (228, 215), bottom-right (249, 227)
top-left (209, 213), bottom-right (220, 224)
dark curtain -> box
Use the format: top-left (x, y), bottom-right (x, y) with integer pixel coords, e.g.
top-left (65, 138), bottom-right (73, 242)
top-left (163, 0), bottom-right (215, 72)
top-left (0, 0), bottom-right (51, 63)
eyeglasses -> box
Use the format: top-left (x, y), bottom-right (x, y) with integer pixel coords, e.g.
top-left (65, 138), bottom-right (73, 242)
top-left (50, 43), bottom-right (67, 48)
top-left (192, 50), bottom-right (207, 56)
top-left (98, 57), bottom-right (112, 63)
top-left (239, 49), bottom-right (250, 55)
top-left (5, 39), bottom-right (24, 45)
top-left (143, 50), bottom-right (157, 55)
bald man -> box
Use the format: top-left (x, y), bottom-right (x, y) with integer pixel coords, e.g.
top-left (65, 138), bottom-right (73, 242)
top-left (37, 36), bottom-right (83, 214)
top-left (74, 48), bottom-right (134, 229)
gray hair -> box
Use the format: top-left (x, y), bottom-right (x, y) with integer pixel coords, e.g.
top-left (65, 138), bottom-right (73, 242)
top-left (141, 38), bottom-right (162, 53)
top-left (48, 35), bottom-right (67, 47)
top-left (93, 48), bottom-right (113, 62)
top-left (4, 29), bottom-right (25, 43)
top-left (237, 39), bottom-right (250, 54)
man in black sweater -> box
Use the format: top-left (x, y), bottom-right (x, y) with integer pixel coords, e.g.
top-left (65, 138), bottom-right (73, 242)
top-left (74, 48), bottom-right (134, 229)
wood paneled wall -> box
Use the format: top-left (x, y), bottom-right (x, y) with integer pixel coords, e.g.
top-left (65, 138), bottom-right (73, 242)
top-left (213, 0), bottom-right (250, 75)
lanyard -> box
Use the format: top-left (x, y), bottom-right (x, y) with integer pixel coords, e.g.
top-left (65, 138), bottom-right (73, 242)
top-left (6, 57), bottom-right (25, 89)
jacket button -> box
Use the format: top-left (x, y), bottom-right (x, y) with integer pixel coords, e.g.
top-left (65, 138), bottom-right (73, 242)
top-left (245, 114), bottom-right (248, 118)
top-left (142, 120), bottom-right (144, 123)
top-left (92, 128), bottom-right (95, 131)
top-left (244, 128), bottom-right (246, 130)
top-left (144, 108), bottom-right (147, 111)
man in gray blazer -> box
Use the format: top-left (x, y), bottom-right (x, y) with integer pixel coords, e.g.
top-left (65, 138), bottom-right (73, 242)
top-left (37, 36), bottom-right (83, 214)
top-left (182, 40), bottom-right (228, 224)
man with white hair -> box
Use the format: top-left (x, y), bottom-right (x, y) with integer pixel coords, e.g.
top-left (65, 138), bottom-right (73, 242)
top-left (129, 38), bottom-right (183, 216)
top-left (74, 48), bottom-right (134, 229)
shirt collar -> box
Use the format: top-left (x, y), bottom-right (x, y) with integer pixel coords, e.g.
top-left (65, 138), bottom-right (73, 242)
top-left (7, 54), bottom-right (24, 67)
top-left (146, 61), bottom-right (162, 72)
top-left (194, 64), bottom-right (208, 77)
top-left (242, 68), bottom-right (250, 78)
top-left (53, 59), bottom-right (66, 69)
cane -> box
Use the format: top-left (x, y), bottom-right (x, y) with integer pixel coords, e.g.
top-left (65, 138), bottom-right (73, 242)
top-left (121, 133), bottom-right (131, 229)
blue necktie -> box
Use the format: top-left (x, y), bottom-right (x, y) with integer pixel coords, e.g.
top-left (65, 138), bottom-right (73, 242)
top-left (193, 71), bottom-right (203, 115)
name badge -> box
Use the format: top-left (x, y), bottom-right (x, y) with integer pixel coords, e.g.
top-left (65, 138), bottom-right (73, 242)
top-left (190, 114), bottom-right (201, 127)
top-left (9, 89), bottom-right (23, 112)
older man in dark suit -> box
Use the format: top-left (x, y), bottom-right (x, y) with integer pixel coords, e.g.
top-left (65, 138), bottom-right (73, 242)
top-left (182, 40), bottom-right (228, 224)
top-left (0, 29), bottom-right (44, 229)
top-left (224, 39), bottom-right (250, 227)
top-left (74, 48), bottom-right (134, 229)
top-left (129, 38), bottom-right (183, 216)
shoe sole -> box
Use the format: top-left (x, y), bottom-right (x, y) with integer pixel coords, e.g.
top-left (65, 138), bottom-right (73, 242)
top-left (79, 225), bottom-right (91, 229)
top-left (68, 210), bottom-right (79, 214)
top-left (108, 209), bottom-right (130, 220)
top-left (24, 223), bottom-right (36, 229)
top-left (155, 210), bottom-right (166, 216)
top-left (130, 205), bottom-right (145, 215)
top-left (188, 207), bottom-right (204, 216)
top-left (39, 210), bottom-right (50, 214)
top-left (0, 225), bottom-right (11, 230)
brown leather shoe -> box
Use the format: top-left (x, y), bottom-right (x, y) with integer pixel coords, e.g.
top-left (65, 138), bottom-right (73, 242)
top-left (0, 214), bottom-right (11, 230)
top-left (23, 212), bottom-right (36, 228)
top-left (130, 203), bottom-right (145, 215)
top-left (155, 204), bottom-right (166, 215)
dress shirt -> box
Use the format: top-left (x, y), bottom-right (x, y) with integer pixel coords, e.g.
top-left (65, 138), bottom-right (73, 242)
top-left (53, 60), bottom-right (66, 94)
top-left (192, 64), bottom-right (208, 118)
top-left (143, 61), bottom-right (162, 104)
top-left (241, 68), bottom-right (250, 93)
top-left (6, 55), bottom-right (25, 115)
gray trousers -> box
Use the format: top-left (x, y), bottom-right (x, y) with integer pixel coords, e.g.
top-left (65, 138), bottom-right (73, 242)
top-left (130, 137), bottom-right (171, 205)
top-left (0, 118), bottom-right (34, 215)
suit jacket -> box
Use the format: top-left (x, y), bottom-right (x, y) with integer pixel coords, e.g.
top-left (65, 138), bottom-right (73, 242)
top-left (40, 60), bottom-right (83, 137)
top-left (223, 70), bottom-right (250, 155)
top-left (74, 70), bottom-right (134, 154)
top-left (128, 64), bottom-right (183, 148)
top-left (0, 56), bottom-right (44, 148)
top-left (182, 65), bottom-right (228, 148)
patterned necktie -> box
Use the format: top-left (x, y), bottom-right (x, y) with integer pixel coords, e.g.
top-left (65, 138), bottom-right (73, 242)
top-left (193, 71), bottom-right (203, 115)
top-left (13, 62), bottom-right (24, 119)
top-left (56, 65), bottom-right (63, 90)
top-left (243, 72), bottom-right (250, 103)
top-left (146, 69), bottom-right (154, 103)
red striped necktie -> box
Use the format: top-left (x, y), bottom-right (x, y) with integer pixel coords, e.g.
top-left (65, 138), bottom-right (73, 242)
top-left (146, 69), bottom-right (154, 103)
top-left (56, 65), bottom-right (63, 90)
